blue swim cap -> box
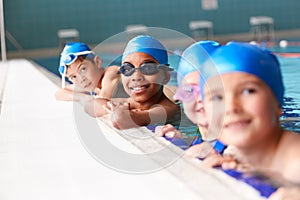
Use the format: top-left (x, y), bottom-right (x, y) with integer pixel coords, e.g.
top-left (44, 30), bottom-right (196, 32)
top-left (58, 42), bottom-right (94, 88)
top-left (200, 41), bottom-right (284, 105)
top-left (59, 42), bottom-right (94, 73)
top-left (122, 35), bottom-right (168, 64)
top-left (177, 40), bottom-right (221, 85)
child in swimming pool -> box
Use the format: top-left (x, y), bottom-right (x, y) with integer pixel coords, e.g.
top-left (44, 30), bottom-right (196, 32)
top-left (156, 40), bottom-right (223, 156)
top-left (106, 35), bottom-right (180, 130)
top-left (200, 41), bottom-right (300, 199)
top-left (55, 42), bottom-right (127, 117)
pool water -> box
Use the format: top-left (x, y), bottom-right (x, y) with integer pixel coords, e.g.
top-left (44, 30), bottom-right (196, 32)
top-left (277, 56), bottom-right (300, 132)
top-left (33, 51), bottom-right (300, 133)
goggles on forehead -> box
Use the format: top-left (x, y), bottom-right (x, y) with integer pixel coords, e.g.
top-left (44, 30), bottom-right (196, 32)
top-left (173, 84), bottom-right (200, 102)
top-left (58, 51), bottom-right (94, 75)
top-left (58, 51), bottom-right (94, 88)
top-left (118, 62), bottom-right (173, 77)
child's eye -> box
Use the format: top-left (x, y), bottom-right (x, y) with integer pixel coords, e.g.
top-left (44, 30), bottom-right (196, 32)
top-left (242, 88), bottom-right (256, 96)
top-left (182, 87), bottom-right (193, 94)
top-left (210, 94), bottom-right (223, 102)
top-left (123, 66), bottom-right (132, 73)
top-left (79, 66), bottom-right (87, 74)
top-left (70, 75), bottom-right (76, 81)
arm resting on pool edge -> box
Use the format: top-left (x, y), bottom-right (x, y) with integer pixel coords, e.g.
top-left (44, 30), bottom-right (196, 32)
top-left (81, 97), bottom-right (110, 118)
top-left (55, 84), bottom-right (93, 102)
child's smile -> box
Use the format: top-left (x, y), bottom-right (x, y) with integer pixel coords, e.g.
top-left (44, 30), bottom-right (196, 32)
top-left (224, 118), bottom-right (252, 131)
top-left (129, 83), bottom-right (151, 94)
top-left (204, 72), bottom-right (281, 147)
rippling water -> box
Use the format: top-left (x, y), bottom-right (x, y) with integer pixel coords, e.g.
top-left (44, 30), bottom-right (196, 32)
top-left (277, 57), bottom-right (300, 132)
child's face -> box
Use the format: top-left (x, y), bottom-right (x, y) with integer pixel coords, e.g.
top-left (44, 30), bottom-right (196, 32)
top-left (203, 72), bottom-right (282, 147)
top-left (66, 56), bottom-right (102, 92)
top-left (174, 71), bottom-right (208, 134)
top-left (121, 52), bottom-right (170, 104)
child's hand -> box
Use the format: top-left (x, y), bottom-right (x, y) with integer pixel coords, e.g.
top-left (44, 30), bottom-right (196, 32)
top-left (187, 147), bottom-right (240, 169)
top-left (185, 143), bottom-right (241, 169)
top-left (78, 93), bottom-right (94, 105)
top-left (187, 145), bottom-right (252, 171)
top-left (185, 142), bottom-right (217, 159)
top-left (103, 101), bottom-right (113, 113)
top-left (202, 152), bottom-right (238, 169)
top-left (155, 124), bottom-right (183, 138)
top-left (268, 186), bottom-right (300, 200)
top-left (92, 88), bottom-right (101, 98)
top-left (108, 101), bottom-right (138, 130)
top-left (82, 98), bottom-right (109, 118)
top-left (103, 99), bottom-right (128, 113)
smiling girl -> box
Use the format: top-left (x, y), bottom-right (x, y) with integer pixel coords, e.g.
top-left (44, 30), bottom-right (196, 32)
top-left (200, 41), bottom-right (300, 199)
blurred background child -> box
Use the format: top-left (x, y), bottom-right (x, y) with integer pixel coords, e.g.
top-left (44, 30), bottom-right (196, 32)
top-left (156, 40), bottom-right (222, 156)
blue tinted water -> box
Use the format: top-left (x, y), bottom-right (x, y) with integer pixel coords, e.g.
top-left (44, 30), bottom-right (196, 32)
top-left (276, 56), bottom-right (300, 132)
top-left (33, 50), bottom-right (300, 133)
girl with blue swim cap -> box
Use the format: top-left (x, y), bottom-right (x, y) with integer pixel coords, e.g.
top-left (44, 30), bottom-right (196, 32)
top-left (200, 41), bottom-right (300, 199)
top-left (106, 35), bottom-right (181, 130)
top-left (175, 40), bottom-right (221, 133)
top-left (156, 40), bottom-right (224, 156)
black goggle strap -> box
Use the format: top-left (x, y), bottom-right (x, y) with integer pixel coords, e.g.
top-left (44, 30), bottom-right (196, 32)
top-left (156, 63), bottom-right (173, 71)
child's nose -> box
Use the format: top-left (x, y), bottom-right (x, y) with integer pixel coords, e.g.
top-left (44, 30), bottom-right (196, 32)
top-left (196, 99), bottom-right (205, 113)
top-left (225, 95), bottom-right (241, 114)
top-left (196, 94), bottom-right (203, 104)
top-left (130, 70), bottom-right (144, 81)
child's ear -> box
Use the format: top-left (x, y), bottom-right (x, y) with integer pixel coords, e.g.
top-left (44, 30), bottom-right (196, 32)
top-left (94, 56), bottom-right (102, 69)
top-left (162, 71), bottom-right (170, 84)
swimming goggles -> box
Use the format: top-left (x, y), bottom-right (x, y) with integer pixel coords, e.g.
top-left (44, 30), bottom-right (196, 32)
top-left (58, 51), bottom-right (94, 88)
top-left (173, 84), bottom-right (200, 102)
top-left (59, 50), bottom-right (94, 75)
top-left (118, 62), bottom-right (173, 76)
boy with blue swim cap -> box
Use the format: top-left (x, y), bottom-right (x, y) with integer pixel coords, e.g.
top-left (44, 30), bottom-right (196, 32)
top-left (55, 42), bottom-right (126, 117)
top-left (106, 35), bottom-right (180, 130)
top-left (200, 41), bottom-right (300, 198)
top-left (58, 42), bottom-right (95, 88)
